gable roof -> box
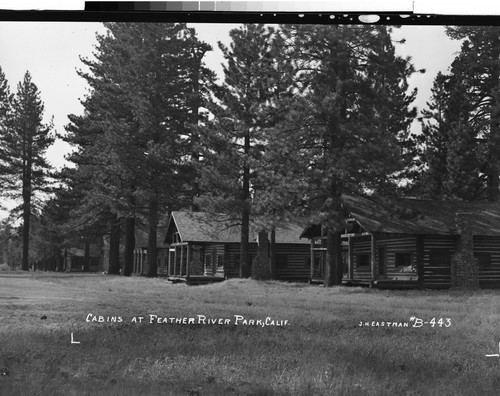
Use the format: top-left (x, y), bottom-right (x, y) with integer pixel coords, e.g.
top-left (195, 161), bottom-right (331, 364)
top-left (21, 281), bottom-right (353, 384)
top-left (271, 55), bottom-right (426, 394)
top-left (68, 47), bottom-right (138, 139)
top-left (301, 195), bottom-right (500, 237)
top-left (166, 211), bottom-right (308, 244)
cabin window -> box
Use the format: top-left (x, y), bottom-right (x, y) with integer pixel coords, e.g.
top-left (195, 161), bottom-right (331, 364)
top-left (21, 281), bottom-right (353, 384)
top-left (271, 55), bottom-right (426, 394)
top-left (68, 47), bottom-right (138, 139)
top-left (276, 254), bottom-right (288, 269)
top-left (396, 252), bottom-right (412, 268)
top-left (475, 252), bottom-right (491, 268)
top-left (357, 253), bottom-right (370, 268)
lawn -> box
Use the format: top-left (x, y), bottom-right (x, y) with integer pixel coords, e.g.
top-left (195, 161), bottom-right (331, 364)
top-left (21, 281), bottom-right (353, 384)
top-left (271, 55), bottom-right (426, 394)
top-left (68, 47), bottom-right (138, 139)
top-left (1, 272), bottom-right (500, 395)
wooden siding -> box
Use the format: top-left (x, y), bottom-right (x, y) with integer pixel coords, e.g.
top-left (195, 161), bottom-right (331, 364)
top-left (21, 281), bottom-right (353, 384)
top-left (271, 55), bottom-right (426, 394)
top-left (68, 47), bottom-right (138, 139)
top-left (474, 236), bottom-right (500, 288)
top-left (274, 243), bottom-right (310, 281)
top-left (422, 236), bottom-right (456, 289)
top-left (351, 236), bottom-right (372, 281)
top-left (377, 236), bottom-right (417, 281)
top-left (344, 232), bottom-right (500, 289)
top-left (204, 242), bottom-right (309, 281)
top-left (203, 244), bottom-right (225, 277)
top-left (223, 243), bottom-right (258, 278)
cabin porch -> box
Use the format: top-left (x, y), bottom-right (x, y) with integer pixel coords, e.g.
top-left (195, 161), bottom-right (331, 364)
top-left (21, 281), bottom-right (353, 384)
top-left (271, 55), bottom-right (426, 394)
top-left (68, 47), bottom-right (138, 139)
top-left (166, 242), bottom-right (218, 282)
top-left (308, 231), bottom-right (424, 289)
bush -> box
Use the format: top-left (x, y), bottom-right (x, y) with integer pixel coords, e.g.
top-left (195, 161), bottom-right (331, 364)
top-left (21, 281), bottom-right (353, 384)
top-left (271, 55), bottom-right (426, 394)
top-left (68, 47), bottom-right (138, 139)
top-left (0, 263), bottom-right (11, 271)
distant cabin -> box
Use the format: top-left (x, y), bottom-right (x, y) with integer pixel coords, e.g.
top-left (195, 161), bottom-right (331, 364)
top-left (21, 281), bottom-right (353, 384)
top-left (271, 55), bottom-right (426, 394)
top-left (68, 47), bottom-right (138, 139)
top-left (64, 244), bottom-right (102, 272)
top-left (301, 195), bottom-right (500, 289)
top-left (165, 211), bottom-right (310, 283)
top-left (133, 224), bottom-right (168, 276)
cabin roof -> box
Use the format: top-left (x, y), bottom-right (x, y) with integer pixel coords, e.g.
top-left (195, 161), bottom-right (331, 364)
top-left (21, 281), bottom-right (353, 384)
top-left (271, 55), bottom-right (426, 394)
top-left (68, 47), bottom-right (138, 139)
top-left (301, 195), bottom-right (500, 238)
top-left (166, 211), bottom-right (308, 244)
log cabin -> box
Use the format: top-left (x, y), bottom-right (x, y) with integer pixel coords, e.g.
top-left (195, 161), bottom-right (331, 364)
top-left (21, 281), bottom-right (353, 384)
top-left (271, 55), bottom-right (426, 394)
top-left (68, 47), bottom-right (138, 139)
top-left (64, 243), bottom-right (102, 272)
top-left (301, 195), bottom-right (500, 289)
top-left (165, 211), bottom-right (310, 284)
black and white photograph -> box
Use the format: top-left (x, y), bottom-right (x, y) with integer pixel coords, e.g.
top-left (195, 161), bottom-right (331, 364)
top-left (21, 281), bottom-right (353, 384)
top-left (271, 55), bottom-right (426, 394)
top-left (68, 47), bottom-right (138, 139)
top-left (1, 3), bottom-right (500, 395)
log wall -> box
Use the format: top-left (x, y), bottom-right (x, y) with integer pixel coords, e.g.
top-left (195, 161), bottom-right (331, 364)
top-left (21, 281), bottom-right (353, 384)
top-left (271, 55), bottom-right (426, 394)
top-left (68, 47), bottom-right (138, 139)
top-left (474, 236), bottom-right (500, 288)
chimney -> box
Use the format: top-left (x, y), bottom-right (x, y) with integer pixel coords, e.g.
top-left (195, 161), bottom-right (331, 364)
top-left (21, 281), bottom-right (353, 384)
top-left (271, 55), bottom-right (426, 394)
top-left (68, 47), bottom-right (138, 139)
top-left (451, 211), bottom-right (479, 289)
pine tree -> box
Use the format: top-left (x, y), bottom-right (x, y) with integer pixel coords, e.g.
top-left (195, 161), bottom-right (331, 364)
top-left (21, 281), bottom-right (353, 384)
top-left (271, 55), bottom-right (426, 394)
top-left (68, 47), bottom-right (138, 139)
top-left (264, 25), bottom-right (417, 286)
top-left (0, 66), bottom-right (13, 194)
top-left (197, 24), bottom-right (290, 278)
top-left (66, 23), bottom-right (214, 277)
top-left (0, 72), bottom-right (54, 271)
top-left (445, 26), bottom-right (500, 201)
top-left (64, 89), bottom-right (126, 275)
top-left (413, 28), bottom-right (500, 201)
top-left (416, 71), bottom-right (484, 200)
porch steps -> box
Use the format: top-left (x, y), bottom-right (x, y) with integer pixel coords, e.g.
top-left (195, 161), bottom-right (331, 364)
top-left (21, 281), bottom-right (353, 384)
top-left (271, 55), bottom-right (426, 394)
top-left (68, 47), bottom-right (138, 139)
top-left (372, 279), bottom-right (419, 289)
top-left (342, 279), bottom-right (371, 287)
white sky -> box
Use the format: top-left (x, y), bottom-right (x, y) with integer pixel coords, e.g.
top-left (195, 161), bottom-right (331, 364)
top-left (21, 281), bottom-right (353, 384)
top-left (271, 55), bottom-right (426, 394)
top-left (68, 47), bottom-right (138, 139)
top-left (0, 22), bottom-right (462, 217)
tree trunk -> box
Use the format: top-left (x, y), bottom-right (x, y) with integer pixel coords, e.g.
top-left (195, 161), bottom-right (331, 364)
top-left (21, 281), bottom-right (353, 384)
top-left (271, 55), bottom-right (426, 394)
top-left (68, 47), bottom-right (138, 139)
top-left (270, 227), bottom-right (276, 280)
top-left (21, 185), bottom-right (31, 271)
top-left (123, 216), bottom-right (135, 276)
top-left (240, 132), bottom-right (251, 278)
top-left (487, 165), bottom-right (499, 201)
top-left (84, 242), bottom-right (90, 272)
top-left (252, 230), bottom-right (270, 280)
top-left (240, 206), bottom-right (250, 278)
top-left (324, 228), bottom-right (343, 287)
top-left (190, 51), bottom-right (202, 210)
top-left (108, 216), bottom-right (121, 275)
top-left (147, 193), bottom-right (158, 278)
top-left (56, 251), bottom-right (63, 272)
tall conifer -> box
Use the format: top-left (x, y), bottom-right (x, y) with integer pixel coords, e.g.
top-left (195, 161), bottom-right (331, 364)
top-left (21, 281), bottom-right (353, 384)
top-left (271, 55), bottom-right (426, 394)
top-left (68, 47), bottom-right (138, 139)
top-left (265, 25), bottom-right (417, 285)
top-left (0, 72), bottom-right (54, 271)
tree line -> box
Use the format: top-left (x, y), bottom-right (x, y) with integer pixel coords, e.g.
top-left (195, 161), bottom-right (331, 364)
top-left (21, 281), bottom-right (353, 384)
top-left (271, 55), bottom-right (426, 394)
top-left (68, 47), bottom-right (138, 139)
top-left (1, 24), bottom-right (499, 285)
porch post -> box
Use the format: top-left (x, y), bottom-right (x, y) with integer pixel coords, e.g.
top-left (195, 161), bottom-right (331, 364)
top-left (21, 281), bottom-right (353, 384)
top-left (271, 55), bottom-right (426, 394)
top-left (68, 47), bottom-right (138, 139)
top-left (167, 249), bottom-right (171, 276)
top-left (186, 244), bottom-right (190, 277)
top-left (141, 250), bottom-right (145, 274)
top-left (174, 246), bottom-right (177, 276)
top-left (180, 244), bottom-right (185, 276)
top-left (348, 236), bottom-right (354, 280)
top-left (309, 240), bottom-right (314, 282)
top-left (135, 250), bottom-right (139, 274)
top-left (371, 233), bottom-right (377, 283)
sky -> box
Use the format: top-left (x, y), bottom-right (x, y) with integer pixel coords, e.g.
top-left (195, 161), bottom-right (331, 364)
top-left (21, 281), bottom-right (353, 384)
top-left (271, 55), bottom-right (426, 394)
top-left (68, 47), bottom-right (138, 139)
top-left (0, 21), bottom-right (462, 216)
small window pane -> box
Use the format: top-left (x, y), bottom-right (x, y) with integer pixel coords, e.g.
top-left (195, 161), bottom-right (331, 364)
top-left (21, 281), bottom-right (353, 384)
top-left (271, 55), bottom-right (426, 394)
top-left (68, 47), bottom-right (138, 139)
top-left (358, 254), bottom-right (370, 267)
top-left (396, 253), bottom-right (412, 267)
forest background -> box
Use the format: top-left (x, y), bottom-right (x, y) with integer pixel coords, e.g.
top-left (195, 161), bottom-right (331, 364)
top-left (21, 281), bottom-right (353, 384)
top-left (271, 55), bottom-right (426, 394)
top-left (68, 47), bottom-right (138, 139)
top-left (0, 22), bottom-right (496, 285)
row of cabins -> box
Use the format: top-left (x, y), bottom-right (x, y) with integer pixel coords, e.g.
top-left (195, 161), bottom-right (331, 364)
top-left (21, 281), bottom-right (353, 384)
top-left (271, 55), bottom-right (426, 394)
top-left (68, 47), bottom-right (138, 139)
top-left (64, 195), bottom-right (500, 289)
top-left (302, 195), bottom-right (500, 289)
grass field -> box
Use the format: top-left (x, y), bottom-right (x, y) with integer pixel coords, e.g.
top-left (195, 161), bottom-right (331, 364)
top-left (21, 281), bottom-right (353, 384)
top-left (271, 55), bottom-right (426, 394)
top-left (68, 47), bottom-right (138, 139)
top-left (1, 272), bottom-right (500, 395)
